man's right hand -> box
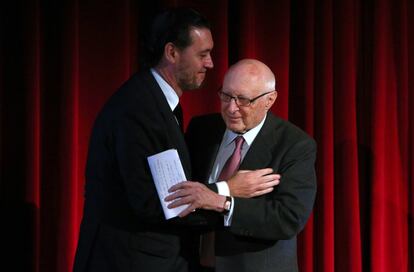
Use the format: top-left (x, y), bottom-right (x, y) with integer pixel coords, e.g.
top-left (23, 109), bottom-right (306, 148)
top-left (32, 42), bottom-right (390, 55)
top-left (227, 168), bottom-right (280, 198)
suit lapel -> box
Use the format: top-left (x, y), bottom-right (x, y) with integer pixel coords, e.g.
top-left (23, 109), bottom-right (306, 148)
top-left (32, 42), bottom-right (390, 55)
top-left (240, 114), bottom-right (279, 170)
top-left (141, 71), bottom-right (192, 178)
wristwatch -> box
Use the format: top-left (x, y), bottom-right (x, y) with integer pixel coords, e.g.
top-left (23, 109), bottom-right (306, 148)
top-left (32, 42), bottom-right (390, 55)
top-left (222, 196), bottom-right (232, 215)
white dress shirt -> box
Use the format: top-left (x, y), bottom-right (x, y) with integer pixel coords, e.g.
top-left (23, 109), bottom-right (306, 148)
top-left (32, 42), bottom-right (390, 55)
top-left (209, 116), bottom-right (267, 225)
top-left (151, 68), bottom-right (178, 111)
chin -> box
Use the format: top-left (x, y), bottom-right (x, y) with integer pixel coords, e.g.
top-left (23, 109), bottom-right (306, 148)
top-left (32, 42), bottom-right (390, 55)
top-left (196, 79), bottom-right (205, 88)
top-left (192, 78), bottom-right (204, 88)
top-left (184, 82), bottom-right (201, 90)
top-left (228, 125), bottom-right (245, 133)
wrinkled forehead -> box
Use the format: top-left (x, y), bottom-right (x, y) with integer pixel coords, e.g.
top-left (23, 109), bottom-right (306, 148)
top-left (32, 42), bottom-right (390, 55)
top-left (223, 71), bottom-right (264, 97)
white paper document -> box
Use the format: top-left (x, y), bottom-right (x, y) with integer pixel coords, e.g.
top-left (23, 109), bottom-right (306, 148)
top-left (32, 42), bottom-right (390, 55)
top-left (147, 149), bottom-right (189, 219)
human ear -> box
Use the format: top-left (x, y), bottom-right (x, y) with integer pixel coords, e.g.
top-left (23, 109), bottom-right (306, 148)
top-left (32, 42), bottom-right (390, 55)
top-left (164, 42), bottom-right (178, 63)
top-left (265, 91), bottom-right (277, 109)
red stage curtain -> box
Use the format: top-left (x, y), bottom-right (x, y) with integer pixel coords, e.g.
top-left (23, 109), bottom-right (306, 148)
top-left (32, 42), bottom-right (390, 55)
top-left (1, 0), bottom-right (413, 271)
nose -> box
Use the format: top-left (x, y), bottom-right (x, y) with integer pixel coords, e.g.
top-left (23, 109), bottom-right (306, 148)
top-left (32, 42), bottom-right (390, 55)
top-left (204, 54), bottom-right (214, 69)
top-left (226, 97), bottom-right (239, 113)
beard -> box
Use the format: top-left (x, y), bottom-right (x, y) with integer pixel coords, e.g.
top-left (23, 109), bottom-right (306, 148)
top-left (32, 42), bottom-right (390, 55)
top-left (176, 65), bottom-right (205, 90)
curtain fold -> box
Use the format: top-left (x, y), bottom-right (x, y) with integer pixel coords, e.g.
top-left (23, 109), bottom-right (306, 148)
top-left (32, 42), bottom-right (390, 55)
top-left (1, 0), bottom-right (413, 271)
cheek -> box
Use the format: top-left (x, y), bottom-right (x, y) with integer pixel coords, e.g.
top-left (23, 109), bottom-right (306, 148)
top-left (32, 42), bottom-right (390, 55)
top-left (188, 56), bottom-right (200, 69)
top-left (246, 111), bottom-right (265, 129)
top-left (195, 61), bottom-right (204, 72)
top-left (238, 111), bottom-right (255, 130)
top-left (240, 115), bottom-right (250, 127)
top-left (179, 56), bottom-right (196, 72)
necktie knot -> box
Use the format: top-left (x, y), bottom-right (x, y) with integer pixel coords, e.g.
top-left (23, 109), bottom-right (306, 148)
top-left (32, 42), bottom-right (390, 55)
top-left (234, 136), bottom-right (244, 151)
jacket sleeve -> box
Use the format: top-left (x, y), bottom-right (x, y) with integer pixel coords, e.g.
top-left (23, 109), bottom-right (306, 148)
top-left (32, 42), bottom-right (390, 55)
top-left (113, 112), bottom-right (167, 224)
top-left (229, 138), bottom-right (317, 240)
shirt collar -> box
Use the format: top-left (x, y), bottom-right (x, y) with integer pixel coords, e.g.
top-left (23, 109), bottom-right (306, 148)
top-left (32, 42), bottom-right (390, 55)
top-left (151, 68), bottom-right (179, 111)
top-left (222, 115), bottom-right (267, 147)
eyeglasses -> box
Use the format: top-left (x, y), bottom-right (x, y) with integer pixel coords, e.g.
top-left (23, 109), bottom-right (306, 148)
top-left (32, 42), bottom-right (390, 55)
top-left (218, 90), bottom-right (274, 107)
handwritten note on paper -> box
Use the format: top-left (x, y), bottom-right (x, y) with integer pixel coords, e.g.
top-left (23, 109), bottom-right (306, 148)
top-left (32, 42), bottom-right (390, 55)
top-left (147, 149), bottom-right (189, 219)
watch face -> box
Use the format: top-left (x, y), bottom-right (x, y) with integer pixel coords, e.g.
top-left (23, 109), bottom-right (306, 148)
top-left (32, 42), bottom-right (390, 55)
top-left (222, 196), bottom-right (231, 214)
top-left (224, 200), bottom-right (231, 211)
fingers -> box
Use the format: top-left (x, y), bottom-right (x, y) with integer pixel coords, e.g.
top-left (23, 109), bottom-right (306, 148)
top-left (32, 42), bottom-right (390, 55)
top-left (254, 180), bottom-right (279, 192)
top-left (165, 182), bottom-right (206, 209)
top-left (164, 190), bottom-right (185, 202)
top-left (167, 196), bottom-right (191, 209)
top-left (165, 183), bottom-right (193, 206)
top-left (261, 173), bottom-right (280, 182)
top-left (234, 169), bottom-right (279, 180)
top-left (230, 169), bottom-right (281, 198)
top-left (178, 204), bottom-right (197, 217)
top-left (255, 174), bottom-right (280, 191)
top-left (251, 174), bottom-right (281, 196)
top-left (254, 168), bottom-right (274, 176)
top-left (168, 181), bottom-right (192, 192)
top-left (265, 179), bottom-right (280, 187)
top-left (243, 173), bottom-right (280, 186)
top-left (251, 187), bottom-right (274, 197)
top-left (165, 183), bottom-right (195, 202)
top-left (165, 193), bottom-right (199, 218)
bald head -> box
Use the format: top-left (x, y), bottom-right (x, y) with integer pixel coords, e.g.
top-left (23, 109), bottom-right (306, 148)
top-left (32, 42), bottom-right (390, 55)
top-left (220, 59), bottom-right (278, 133)
top-left (223, 59), bottom-right (276, 94)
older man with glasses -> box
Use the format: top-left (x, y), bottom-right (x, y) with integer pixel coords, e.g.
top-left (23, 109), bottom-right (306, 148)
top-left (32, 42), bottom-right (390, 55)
top-left (166, 58), bottom-right (317, 272)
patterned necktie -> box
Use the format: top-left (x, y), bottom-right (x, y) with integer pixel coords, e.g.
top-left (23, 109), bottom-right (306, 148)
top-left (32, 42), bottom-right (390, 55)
top-left (200, 136), bottom-right (245, 268)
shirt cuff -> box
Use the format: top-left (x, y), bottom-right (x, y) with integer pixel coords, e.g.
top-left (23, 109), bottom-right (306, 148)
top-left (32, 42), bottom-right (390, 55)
top-left (215, 181), bottom-right (233, 226)
top-left (216, 181), bottom-right (230, 196)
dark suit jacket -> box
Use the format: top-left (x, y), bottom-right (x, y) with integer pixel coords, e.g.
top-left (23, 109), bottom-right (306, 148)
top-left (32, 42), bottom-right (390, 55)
top-left (186, 113), bottom-right (317, 271)
top-left (73, 71), bottom-right (206, 272)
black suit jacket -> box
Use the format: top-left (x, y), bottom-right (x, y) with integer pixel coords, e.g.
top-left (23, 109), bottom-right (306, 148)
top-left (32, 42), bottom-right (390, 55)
top-left (186, 113), bottom-right (317, 270)
top-left (73, 71), bottom-right (205, 272)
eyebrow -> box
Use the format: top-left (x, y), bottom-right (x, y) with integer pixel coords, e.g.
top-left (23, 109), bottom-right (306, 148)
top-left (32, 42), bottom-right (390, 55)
top-left (199, 48), bottom-right (211, 53)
